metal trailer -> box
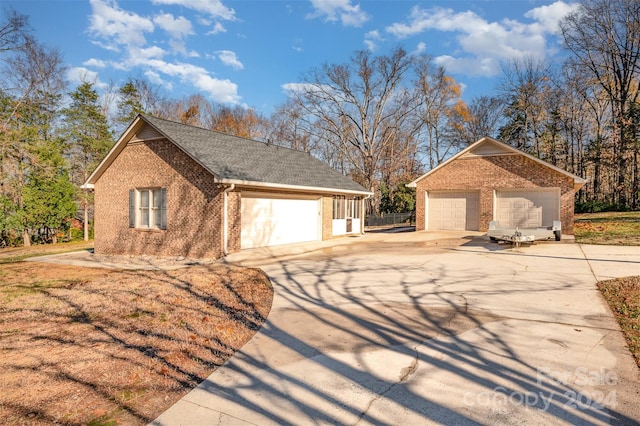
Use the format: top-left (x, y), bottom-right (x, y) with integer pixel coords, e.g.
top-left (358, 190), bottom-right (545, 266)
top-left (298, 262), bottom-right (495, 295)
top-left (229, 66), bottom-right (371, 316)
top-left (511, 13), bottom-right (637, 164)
top-left (487, 220), bottom-right (562, 247)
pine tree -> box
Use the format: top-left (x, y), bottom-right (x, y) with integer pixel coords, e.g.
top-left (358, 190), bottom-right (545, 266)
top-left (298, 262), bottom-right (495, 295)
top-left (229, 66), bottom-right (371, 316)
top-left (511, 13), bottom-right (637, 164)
top-left (62, 82), bottom-right (114, 241)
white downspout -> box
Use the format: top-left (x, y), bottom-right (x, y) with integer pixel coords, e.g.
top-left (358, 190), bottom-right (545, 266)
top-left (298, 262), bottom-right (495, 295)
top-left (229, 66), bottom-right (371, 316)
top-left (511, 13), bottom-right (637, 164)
top-left (223, 183), bottom-right (235, 256)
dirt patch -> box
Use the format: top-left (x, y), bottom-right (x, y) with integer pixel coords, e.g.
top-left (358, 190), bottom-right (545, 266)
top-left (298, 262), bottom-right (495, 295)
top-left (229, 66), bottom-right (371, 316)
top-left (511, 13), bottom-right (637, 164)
top-left (0, 261), bottom-right (273, 425)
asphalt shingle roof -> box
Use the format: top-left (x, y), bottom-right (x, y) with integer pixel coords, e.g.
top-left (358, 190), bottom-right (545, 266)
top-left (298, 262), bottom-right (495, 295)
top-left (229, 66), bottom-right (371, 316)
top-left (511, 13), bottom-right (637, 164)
top-left (142, 114), bottom-right (369, 194)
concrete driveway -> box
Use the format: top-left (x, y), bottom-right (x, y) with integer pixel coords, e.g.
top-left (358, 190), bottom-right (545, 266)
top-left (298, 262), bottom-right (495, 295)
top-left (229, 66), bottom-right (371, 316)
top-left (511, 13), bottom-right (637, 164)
top-left (152, 231), bottom-right (640, 425)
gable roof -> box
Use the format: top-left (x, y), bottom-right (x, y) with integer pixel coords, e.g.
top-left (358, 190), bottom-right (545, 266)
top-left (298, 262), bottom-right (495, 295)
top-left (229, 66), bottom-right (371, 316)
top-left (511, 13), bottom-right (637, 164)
top-left (85, 114), bottom-right (371, 196)
top-left (407, 136), bottom-right (587, 191)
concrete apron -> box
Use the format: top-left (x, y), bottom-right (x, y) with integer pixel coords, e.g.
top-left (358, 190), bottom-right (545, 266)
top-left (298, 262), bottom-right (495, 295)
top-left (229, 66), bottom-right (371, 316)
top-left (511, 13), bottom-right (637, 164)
top-left (152, 235), bottom-right (640, 425)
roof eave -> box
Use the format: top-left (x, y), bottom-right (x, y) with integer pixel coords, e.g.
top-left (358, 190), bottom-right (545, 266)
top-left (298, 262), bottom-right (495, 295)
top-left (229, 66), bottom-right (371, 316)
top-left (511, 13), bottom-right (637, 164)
top-left (218, 178), bottom-right (372, 196)
top-left (84, 114), bottom-right (148, 186)
top-left (407, 136), bottom-right (587, 190)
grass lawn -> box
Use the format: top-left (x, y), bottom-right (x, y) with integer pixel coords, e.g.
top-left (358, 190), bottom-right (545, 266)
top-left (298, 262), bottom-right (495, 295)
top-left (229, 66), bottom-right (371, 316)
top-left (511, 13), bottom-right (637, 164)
top-left (575, 211), bottom-right (640, 368)
top-left (0, 246), bottom-right (273, 425)
top-left (574, 211), bottom-right (640, 245)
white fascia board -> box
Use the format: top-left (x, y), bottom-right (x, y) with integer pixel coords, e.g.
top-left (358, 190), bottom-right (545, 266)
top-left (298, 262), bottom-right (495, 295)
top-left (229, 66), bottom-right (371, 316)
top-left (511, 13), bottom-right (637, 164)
top-left (217, 178), bottom-right (372, 196)
top-left (84, 115), bottom-right (147, 186)
top-left (407, 136), bottom-right (587, 190)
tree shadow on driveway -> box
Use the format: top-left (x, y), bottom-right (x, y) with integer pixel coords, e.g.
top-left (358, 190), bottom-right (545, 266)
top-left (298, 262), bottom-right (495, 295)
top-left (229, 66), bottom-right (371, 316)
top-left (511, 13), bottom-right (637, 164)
top-left (154, 238), bottom-right (640, 425)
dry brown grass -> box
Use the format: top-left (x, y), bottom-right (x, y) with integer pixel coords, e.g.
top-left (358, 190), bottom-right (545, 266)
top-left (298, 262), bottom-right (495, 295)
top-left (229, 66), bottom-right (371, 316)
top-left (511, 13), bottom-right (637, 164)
top-left (0, 260), bottom-right (273, 425)
top-left (598, 276), bottom-right (640, 368)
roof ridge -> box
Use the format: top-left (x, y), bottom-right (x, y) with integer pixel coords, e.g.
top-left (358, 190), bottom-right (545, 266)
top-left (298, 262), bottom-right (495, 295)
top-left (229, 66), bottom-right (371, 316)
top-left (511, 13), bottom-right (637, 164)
top-left (141, 113), bottom-right (310, 156)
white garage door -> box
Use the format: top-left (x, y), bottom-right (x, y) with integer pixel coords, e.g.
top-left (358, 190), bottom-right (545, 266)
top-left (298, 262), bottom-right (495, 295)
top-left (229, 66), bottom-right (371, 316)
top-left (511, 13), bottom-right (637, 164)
top-left (241, 194), bottom-right (321, 249)
top-left (428, 191), bottom-right (479, 231)
top-left (495, 189), bottom-right (559, 228)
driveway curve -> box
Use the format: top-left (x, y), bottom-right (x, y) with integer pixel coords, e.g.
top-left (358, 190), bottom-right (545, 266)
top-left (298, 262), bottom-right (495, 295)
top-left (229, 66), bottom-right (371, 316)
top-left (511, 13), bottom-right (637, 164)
top-left (152, 231), bottom-right (640, 425)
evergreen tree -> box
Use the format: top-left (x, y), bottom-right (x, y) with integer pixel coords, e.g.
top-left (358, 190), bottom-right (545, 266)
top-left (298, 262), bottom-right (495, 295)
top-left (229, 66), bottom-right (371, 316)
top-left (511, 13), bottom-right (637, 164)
top-left (62, 81), bottom-right (114, 241)
top-left (22, 138), bottom-right (76, 243)
top-left (116, 79), bottom-right (144, 126)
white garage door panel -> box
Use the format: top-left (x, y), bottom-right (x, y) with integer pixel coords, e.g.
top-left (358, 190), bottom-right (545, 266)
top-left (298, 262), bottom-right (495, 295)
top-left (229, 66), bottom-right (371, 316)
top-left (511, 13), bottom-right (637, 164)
top-left (241, 197), bottom-right (320, 249)
top-left (495, 190), bottom-right (559, 228)
top-left (428, 191), bottom-right (479, 231)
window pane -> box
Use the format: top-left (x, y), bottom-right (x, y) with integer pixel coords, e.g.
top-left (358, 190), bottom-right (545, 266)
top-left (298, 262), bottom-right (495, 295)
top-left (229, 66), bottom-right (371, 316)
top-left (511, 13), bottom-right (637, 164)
top-left (152, 189), bottom-right (162, 208)
top-left (140, 207), bottom-right (150, 226)
top-left (153, 208), bottom-right (162, 228)
top-left (140, 190), bottom-right (149, 207)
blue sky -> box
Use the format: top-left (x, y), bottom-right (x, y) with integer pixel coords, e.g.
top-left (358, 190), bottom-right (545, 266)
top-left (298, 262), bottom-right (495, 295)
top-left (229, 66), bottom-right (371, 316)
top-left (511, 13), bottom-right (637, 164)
top-left (6, 0), bottom-right (579, 116)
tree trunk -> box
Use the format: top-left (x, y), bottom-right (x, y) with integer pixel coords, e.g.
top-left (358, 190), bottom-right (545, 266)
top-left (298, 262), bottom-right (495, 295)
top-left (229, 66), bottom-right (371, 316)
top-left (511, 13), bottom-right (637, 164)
top-left (22, 228), bottom-right (30, 247)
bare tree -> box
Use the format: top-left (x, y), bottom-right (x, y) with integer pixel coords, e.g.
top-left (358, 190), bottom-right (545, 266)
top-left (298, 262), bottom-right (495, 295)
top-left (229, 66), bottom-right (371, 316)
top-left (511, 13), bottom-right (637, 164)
top-left (0, 8), bottom-right (28, 55)
top-left (561, 0), bottom-right (640, 208)
top-left (464, 96), bottom-right (505, 143)
top-left (413, 58), bottom-right (467, 168)
top-left (208, 104), bottom-right (268, 140)
top-left (498, 57), bottom-right (553, 156)
top-left (266, 99), bottom-right (317, 153)
top-left (286, 47), bottom-right (420, 212)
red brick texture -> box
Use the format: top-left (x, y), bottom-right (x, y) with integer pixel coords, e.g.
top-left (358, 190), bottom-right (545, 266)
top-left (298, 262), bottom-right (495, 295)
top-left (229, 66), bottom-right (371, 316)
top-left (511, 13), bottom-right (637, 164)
top-left (94, 137), bottom-right (365, 259)
top-left (414, 154), bottom-right (576, 234)
top-left (94, 139), bottom-right (229, 259)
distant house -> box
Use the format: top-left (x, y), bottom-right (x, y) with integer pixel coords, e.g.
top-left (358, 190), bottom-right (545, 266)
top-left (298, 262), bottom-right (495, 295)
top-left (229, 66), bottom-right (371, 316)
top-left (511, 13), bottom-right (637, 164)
top-left (83, 114), bottom-right (371, 259)
top-left (407, 137), bottom-right (586, 234)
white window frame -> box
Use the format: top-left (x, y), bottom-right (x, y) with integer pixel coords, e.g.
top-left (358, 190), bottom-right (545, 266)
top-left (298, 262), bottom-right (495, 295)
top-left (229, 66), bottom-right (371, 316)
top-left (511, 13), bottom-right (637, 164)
top-left (334, 196), bottom-right (361, 220)
top-left (333, 195), bottom-right (346, 220)
top-left (130, 188), bottom-right (166, 230)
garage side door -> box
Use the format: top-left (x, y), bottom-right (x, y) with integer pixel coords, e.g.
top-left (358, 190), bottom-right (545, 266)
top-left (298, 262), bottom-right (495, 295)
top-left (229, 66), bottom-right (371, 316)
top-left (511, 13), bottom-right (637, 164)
top-left (495, 190), bottom-right (559, 228)
top-left (428, 191), bottom-right (479, 231)
top-left (241, 195), bottom-right (320, 249)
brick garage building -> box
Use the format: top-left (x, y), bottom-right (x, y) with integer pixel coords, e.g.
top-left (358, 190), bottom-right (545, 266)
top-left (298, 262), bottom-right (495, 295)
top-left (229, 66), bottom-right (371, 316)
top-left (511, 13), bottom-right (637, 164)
top-left (84, 115), bottom-right (371, 259)
top-left (407, 137), bottom-right (586, 235)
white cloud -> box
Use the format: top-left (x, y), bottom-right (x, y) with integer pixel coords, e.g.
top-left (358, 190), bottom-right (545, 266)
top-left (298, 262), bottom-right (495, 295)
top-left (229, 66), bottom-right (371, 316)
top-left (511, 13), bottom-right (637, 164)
top-left (364, 29), bottom-right (381, 51)
top-left (308, 0), bottom-right (369, 27)
top-left (145, 59), bottom-right (241, 104)
top-left (385, 1), bottom-right (577, 77)
top-left (128, 45), bottom-right (167, 61)
top-left (83, 58), bottom-right (107, 68)
top-left (413, 41), bottom-right (426, 55)
top-left (292, 38), bottom-right (304, 53)
top-left (67, 67), bottom-right (108, 89)
top-left (525, 1), bottom-right (580, 34)
top-left (434, 55), bottom-right (499, 77)
top-left (153, 13), bottom-right (193, 39)
top-left (145, 70), bottom-right (173, 90)
top-left (151, 0), bottom-right (236, 21)
top-left (282, 82), bottom-right (314, 94)
top-left (217, 50), bottom-right (243, 70)
top-left (206, 22), bottom-right (227, 35)
top-left (88, 0), bottom-right (154, 48)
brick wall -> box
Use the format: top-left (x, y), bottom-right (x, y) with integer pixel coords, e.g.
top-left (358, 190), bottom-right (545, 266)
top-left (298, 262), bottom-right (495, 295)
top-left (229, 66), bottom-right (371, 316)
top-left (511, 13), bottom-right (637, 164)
top-left (94, 139), bottom-right (226, 259)
top-left (321, 196), bottom-right (333, 240)
top-left (415, 154), bottom-right (576, 234)
top-left (226, 191), bottom-right (241, 253)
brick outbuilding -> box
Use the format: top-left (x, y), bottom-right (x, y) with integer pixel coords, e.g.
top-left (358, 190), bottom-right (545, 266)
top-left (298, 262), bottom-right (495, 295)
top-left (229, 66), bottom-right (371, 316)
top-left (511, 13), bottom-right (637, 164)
top-left (83, 115), bottom-right (371, 259)
top-left (407, 137), bottom-right (586, 235)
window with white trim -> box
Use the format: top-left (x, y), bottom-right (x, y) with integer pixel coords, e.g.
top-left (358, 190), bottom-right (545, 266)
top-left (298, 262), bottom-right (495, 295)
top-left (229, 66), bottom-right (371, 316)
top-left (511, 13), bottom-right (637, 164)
top-left (333, 195), bottom-right (345, 219)
top-left (129, 188), bottom-right (167, 229)
top-left (333, 195), bottom-right (361, 219)
top-left (346, 197), bottom-right (360, 219)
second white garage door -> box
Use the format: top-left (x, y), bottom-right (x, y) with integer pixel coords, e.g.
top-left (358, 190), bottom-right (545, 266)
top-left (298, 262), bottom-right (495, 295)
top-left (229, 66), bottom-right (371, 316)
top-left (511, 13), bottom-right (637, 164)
top-left (241, 194), bottom-right (321, 249)
top-left (495, 189), bottom-right (560, 228)
top-left (428, 191), bottom-right (479, 231)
